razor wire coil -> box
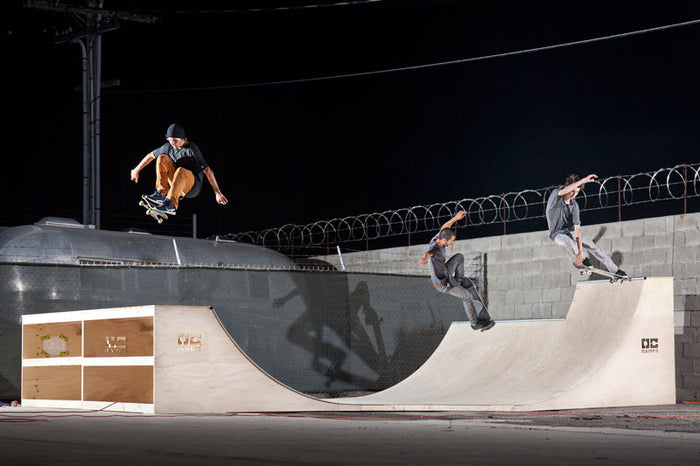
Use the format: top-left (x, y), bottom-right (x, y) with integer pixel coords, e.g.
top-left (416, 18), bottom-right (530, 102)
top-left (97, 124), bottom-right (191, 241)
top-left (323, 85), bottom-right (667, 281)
top-left (223, 164), bottom-right (700, 249)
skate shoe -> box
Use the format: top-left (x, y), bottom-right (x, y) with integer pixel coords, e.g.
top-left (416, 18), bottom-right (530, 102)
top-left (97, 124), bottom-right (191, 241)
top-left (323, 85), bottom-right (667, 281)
top-left (144, 190), bottom-right (167, 205)
top-left (154, 199), bottom-right (176, 215)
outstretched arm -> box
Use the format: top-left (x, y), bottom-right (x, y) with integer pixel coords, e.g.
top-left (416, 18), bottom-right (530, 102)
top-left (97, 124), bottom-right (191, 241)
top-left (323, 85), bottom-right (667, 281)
top-left (440, 210), bottom-right (466, 230)
top-left (130, 152), bottom-right (156, 183)
top-left (558, 174), bottom-right (598, 197)
top-left (203, 167), bottom-right (228, 205)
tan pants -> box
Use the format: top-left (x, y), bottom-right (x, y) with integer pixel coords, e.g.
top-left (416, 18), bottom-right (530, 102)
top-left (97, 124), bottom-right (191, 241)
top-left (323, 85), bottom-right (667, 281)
top-left (155, 155), bottom-right (194, 209)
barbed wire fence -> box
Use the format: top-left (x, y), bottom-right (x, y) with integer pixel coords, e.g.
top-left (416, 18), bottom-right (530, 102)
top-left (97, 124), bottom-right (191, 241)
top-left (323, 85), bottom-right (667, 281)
top-left (220, 163), bottom-right (700, 255)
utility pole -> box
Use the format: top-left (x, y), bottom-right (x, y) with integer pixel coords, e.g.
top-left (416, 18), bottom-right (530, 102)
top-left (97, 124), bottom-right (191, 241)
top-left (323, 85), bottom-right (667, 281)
top-left (23, 1), bottom-right (158, 228)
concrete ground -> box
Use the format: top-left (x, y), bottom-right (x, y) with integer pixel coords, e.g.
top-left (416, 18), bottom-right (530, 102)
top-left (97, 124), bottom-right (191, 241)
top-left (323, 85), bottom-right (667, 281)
top-left (1, 404), bottom-right (700, 465)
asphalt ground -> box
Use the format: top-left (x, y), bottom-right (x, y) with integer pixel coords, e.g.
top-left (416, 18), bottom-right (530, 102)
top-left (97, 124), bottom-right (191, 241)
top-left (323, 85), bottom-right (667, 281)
top-left (1, 404), bottom-right (699, 465)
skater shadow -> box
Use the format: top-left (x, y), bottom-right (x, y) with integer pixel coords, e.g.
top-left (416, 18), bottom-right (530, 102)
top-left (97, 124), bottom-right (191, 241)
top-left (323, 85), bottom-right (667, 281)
top-left (273, 273), bottom-right (389, 389)
top-left (584, 226), bottom-right (624, 277)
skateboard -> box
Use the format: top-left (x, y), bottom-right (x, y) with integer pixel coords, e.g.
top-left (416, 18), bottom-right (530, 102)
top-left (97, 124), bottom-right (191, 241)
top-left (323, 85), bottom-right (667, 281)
top-left (576, 265), bottom-right (630, 283)
top-left (139, 197), bottom-right (168, 224)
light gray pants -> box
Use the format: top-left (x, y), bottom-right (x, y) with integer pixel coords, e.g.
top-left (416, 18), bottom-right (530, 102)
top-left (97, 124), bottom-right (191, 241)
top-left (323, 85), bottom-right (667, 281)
top-left (553, 231), bottom-right (618, 272)
top-left (435, 253), bottom-right (479, 324)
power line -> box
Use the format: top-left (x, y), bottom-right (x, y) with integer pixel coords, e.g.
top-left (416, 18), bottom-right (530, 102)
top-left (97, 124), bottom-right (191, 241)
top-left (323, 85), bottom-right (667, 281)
top-left (116, 17), bottom-right (700, 94)
top-left (162, 0), bottom-right (384, 14)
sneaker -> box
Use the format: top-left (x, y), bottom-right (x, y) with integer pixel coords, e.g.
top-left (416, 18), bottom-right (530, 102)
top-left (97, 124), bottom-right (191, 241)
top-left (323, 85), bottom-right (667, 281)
top-left (615, 269), bottom-right (627, 277)
top-left (144, 190), bottom-right (167, 205)
top-left (582, 258), bottom-right (593, 268)
top-left (471, 320), bottom-right (495, 331)
top-left (154, 199), bottom-right (176, 215)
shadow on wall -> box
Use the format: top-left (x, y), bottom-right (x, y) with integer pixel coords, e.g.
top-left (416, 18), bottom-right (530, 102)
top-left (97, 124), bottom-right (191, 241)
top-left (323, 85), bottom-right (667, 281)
top-left (586, 226), bottom-right (625, 277)
top-left (274, 275), bottom-right (393, 390)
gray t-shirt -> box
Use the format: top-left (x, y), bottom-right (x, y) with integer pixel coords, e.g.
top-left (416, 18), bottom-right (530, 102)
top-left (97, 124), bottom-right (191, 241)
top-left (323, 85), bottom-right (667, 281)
top-left (546, 187), bottom-right (581, 239)
top-left (427, 232), bottom-right (448, 286)
top-left (152, 142), bottom-right (209, 198)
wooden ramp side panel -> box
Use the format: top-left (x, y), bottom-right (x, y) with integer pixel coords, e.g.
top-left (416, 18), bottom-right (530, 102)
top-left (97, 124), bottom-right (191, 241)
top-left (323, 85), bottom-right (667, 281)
top-left (528, 276), bottom-right (675, 410)
top-left (153, 306), bottom-right (335, 413)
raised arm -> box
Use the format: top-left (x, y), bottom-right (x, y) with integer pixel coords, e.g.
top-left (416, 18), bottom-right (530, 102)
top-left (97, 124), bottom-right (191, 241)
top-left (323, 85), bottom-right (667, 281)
top-left (203, 167), bottom-right (228, 205)
top-left (440, 210), bottom-right (466, 230)
top-left (558, 174), bottom-right (598, 197)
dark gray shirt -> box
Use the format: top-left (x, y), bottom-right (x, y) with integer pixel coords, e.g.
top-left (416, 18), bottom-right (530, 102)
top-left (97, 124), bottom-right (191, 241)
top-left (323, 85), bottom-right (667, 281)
top-left (152, 142), bottom-right (209, 198)
top-left (546, 187), bottom-right (581, 239)
top-left (427, 232), bottom-right (448, 286)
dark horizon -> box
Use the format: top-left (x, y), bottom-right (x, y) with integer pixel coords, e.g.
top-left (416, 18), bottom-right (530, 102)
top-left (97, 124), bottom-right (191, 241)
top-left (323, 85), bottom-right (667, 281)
top-left (5, 1), bottom-right (700, 241)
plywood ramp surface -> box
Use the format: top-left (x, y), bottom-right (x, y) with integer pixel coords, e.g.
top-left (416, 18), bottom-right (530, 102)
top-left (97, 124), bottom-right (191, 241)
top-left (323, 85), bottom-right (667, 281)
top-left (22, 277), bottom-right (674, 413)
top-left (154, 277), bottom-right (674, 413)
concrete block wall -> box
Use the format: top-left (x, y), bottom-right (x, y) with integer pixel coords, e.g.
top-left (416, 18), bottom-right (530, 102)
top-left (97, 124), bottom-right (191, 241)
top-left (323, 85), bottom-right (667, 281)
top-left (316, 212), bottom-right (700, 402)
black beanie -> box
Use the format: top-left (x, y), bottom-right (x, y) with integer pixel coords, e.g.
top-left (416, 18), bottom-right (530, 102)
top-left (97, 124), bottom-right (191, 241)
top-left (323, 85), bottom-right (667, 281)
top-left (165, 123), bottom-right (186, 139)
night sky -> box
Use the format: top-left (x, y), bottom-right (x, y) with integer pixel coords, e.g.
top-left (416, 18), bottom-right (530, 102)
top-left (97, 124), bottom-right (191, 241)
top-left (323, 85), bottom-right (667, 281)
top-left (4, 1), bottom-right (700, 241)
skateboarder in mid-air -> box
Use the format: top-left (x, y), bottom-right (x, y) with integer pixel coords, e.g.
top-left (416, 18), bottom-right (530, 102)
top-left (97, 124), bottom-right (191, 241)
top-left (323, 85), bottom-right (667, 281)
top-left (546, 173), bottom-right (626, 276)
top-left (130, 123), bottom-right (228, 218)
top-left (418, 210), bottom-right (495, 331)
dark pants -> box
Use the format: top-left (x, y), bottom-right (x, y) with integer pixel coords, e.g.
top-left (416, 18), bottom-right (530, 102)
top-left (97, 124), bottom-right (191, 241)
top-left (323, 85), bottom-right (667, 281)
top-left (437, 253), bottom-right (491, 323)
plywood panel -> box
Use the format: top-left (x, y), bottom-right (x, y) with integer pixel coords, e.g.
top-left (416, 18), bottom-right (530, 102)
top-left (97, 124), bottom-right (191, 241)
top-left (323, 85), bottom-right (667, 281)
top-left (22, 366), bottom-right (81, 400)
top-left (84, 366), bottom-right (153, 404)
top-left (23, 322), bottom-right (82, 359)
top-left (84, 317), bottom-right (153, 357)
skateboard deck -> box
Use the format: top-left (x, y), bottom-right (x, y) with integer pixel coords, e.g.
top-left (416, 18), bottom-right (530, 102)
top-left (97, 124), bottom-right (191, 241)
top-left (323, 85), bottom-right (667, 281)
top-left (576, 265), bottom-right (630, 283)
top-left (139, 197), bottom-right (168, 224)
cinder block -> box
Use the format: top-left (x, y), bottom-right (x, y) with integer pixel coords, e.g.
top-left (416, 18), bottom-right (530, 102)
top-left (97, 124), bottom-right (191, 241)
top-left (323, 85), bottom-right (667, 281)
top-left (519, 261), bottom-right (543, 276)
top-left (622, 219), bottom-right (645, 237)
top-left (488, 290), bottom-right (507, 307)
top-left (674, 213), bottom-right (700, 231)
top-left (675, 356), bottom-right (694, 375)
top-left (685, 230), bottom-right (700, 247)
top-left (654, 233), bottom-right (675, 250)
top-left (515, 303), bottom-right (534, 318)
top-left (675, 246), bottom-right (698, 264)
top-left (683, 295), bottom-right (700, 312)
top-left (683, 342), bottom-right (700, 359)
top-left (542, 287), bottom-right (561, 303)
top-left (529, 302), bottom-right (553, 318)
top-left (501, 234), bottom-right (526, 249)
top-left (560, 286), bottom-right (576, 302)
top-left (489, 277), bottom-right (515, 292)
top-left (681, 374), bottom-right (700, 391)
top-left (551, 301), bottom-right (570, 318)
top-left (675, 325), bottom-right (696, 343)
top-left (647, 264), bottom-right (673, 277)
top-left (683, 262), bottom-right (700, 278)
top-left (638, 248), bottom-right (667, 266)
top-left (644, 217), bottom-right (668, 235)
top-left (611, 237), bottom-right (634, 252)
top-left (532, 273), bottom-right (571, 289)
top-left (532, 245), bottom-right (559, 260)
top-left (506, 289), bottom-right (525, 305)
top-left (689, 309), bottom-right (700, 327)
top-left (633, 236), bottom-right (655, 250)
top-left (495, 304), bottom-right (516, 320)
top-left (676, 279), bottom-right (698, 296)
top-left (524, 288), bottom-right (543, 304)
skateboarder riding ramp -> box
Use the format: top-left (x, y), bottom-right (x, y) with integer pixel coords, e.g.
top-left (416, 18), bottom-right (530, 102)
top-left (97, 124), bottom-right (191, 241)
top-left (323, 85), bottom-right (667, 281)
top-left (22, 277), bottom-right (674, 413)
